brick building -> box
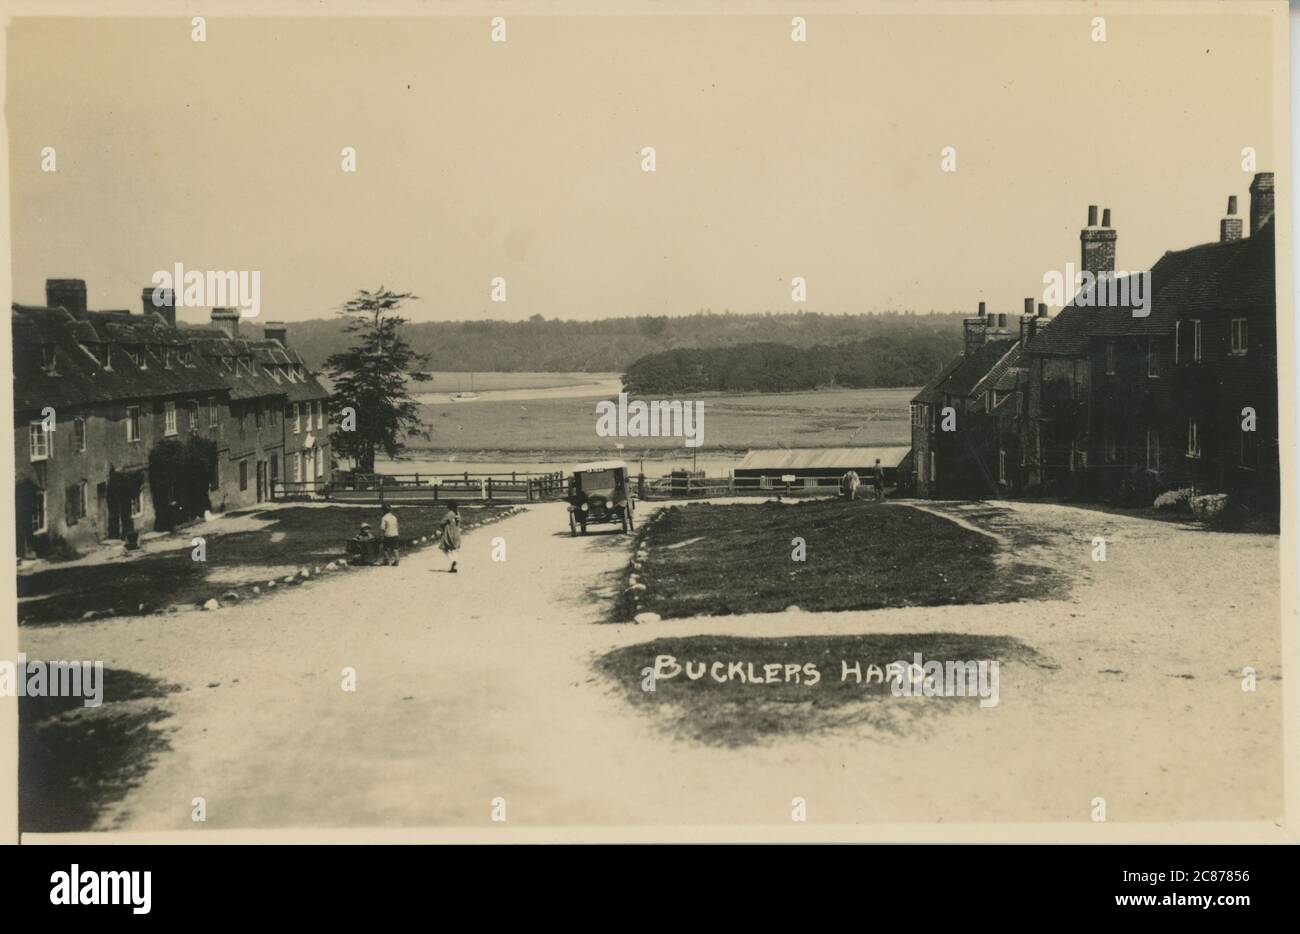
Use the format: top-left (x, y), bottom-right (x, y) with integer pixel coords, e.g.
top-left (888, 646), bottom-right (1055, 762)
top-left (910, 173), bottom-right (1279, 510)
top-left (12, 279), bottom-right (334, 556)
top-left (1021, 175), bottom-right (1277, 508)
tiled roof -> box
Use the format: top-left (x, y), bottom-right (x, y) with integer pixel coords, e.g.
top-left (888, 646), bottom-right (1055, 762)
top-left (911, 354), bottom-right (967, 405)
top-left (12, 305), bottom-right (230, 415)
top-left (932, 339), bottom-right (1017, 400)
top-left (970, 343), bottom-right (1023, 398)
top-left (1027, 218), bottom-right (1274, 356)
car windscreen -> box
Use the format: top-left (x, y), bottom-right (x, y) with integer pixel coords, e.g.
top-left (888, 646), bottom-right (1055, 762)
top-left (577, 470), bottom-right (618, 494)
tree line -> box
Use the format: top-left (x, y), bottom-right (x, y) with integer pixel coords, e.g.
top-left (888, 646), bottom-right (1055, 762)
top-left (289, 309), bottom-right (967, 373)
top-left (621, 334), bottom-right (961, 394)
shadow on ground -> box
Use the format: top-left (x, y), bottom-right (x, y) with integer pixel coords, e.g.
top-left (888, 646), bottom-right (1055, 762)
top-left (19, 668), bottom-right (181, 833)
top-left (596, 633), bottom-right (1050, 747)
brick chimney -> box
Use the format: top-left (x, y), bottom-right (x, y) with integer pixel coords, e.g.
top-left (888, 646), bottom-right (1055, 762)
top-left (46, 279), bottom-right (87, 319)
top-left (211, 307), bottom-right (240, 339)
top-left (263, 321), bottom-right (288, 347)
top-left (142, 286), bottom-right (177, 327)
top-left (1080, 205), bottom-right (1117, 279)
top-left (1219, 196), bottom-right (1242, 242)
top-left (1249, 172), bottom-right (1274, 235)
top-left (964, 302), bottom-right (990, 355)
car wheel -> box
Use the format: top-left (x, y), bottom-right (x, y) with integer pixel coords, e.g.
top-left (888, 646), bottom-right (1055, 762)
top-left (569, 513), bottom-right (577, 537)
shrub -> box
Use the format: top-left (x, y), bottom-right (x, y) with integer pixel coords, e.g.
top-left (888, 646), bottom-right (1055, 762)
top-left (1153, 487), bottom-right (1194, 513)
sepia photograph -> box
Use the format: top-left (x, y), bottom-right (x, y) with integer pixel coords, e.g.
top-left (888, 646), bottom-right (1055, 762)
top-left (0, 0), bottom-right (1296, 878)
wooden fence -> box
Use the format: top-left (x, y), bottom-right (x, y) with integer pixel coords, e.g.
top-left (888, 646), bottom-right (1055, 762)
top-left (272, 471), bottom-right (568, 504)
top-left (272, 470), bottom-right (863, 505)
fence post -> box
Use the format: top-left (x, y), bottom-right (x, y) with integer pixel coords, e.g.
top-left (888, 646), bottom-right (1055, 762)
top-left (487, 478), bottom-right (493, 503)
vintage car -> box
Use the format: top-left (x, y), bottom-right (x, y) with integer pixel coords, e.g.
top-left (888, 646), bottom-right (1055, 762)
top-left (566, 460), bottom-right (635, 535)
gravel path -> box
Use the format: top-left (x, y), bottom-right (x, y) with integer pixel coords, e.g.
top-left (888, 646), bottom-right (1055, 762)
top-left (21, 498), bottom-right (1283, 832)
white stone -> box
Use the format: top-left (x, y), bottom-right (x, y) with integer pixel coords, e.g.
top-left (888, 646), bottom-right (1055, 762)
top-left (202, 598), bottom-right (221, 611)
top-left (633, 612), bottom-right (661, 625)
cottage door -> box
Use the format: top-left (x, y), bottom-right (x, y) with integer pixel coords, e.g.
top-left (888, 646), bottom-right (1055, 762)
top-left (256, 460), bottom-right (266, 502)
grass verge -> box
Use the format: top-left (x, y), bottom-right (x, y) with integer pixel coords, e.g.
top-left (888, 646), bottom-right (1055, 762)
top-left (618, 498), bottom-right (1052, 621)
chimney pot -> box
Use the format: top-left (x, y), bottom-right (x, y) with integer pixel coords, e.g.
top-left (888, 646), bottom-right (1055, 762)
top-left (997, 313), bottom-right (1007, 329)
top-left (1037, 302), bottom-right (1048, 318)
top-left (1023, 297), bottom-right (1034, 316)
top-left (1227, 195), bottom-right (1238, 215)
top-left (977, 301), bottom-right (986, 318)
top-left (1087, 205), bottom-right (1099, 226)
top-left (46, 278), bottom-right (88, 319)
top-left (1102, 208), bottom-right (1111, 228)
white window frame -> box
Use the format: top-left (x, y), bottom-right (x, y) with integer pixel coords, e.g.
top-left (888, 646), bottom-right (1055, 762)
top-left (32, 489), bottom-right (47, 534)
top-left (209, 397), bottom-right (220, 428)
top-left (1174, 322), bottom-right (1180, 365)
top-left (1191, 319), bottom-right (1202, 362)
top-left (1187, 417), bottom-right (1201, 459)
top-left (164, 400), bottom-right (178, 436)
top-left (126, 405), bottom-right (142, 443)
top-left (1231, 318), bottom-right (1248, 356)
top-left (29, 422), bottom-right (50, 462)
top-left (315, 401), bottom-right (324, 430)
top-left (293, 403), bottom-right (300, 434)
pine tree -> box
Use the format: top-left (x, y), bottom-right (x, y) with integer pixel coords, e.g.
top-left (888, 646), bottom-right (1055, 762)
top-left (325, 287), bottom-right (431, 474)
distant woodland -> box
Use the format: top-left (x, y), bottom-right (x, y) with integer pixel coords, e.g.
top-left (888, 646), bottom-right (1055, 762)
top-left (621, 335), bottom-right (959, 394)
top-left (283, 310), bottom-right (965, 379)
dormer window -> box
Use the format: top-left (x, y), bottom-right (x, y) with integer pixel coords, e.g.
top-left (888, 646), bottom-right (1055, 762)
top-left (125, 345), bottom-right (146, 369)
top-left (40, 345), bottom-right (58, 375)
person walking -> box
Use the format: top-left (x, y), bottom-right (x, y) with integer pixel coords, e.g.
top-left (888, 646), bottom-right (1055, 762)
top-left (843, 469), bottom-right (861, 500)
top-left (380, 504), bottom-right (400, 566)
top-left (438, 501), bottom-right (462, 573)
top-left (872, 459), bottom-right (885, 501)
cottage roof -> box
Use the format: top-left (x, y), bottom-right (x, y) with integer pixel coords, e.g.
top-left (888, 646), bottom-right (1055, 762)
top-left (1027, 217), bottom-right (1274, 356)
top-left (11, 305), bottom-right (230, 415)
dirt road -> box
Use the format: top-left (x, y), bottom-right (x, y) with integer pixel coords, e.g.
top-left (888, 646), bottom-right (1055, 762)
top-left (21, 499), bottom-right (1284, 833)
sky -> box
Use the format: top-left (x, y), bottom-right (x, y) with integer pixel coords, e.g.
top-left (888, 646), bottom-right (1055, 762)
top-left (5, 9), bottom-right (1281, 325)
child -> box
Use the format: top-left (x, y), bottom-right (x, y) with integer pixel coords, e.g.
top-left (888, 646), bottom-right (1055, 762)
top-left (438, 501), bottom-right (462, 573)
